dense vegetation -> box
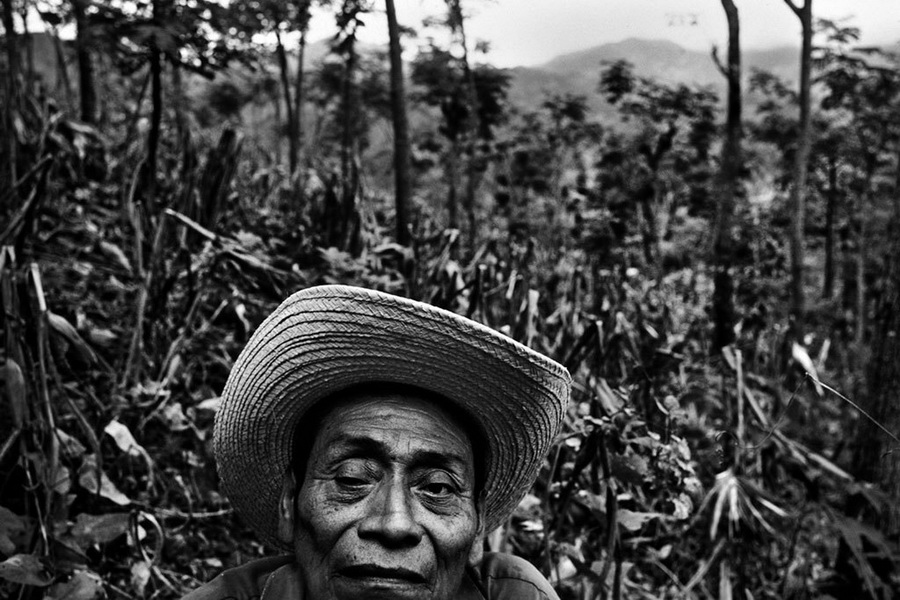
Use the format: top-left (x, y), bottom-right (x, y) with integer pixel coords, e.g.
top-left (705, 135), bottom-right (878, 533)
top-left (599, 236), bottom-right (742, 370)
top-left (1, 1), bottom-right (899, 599)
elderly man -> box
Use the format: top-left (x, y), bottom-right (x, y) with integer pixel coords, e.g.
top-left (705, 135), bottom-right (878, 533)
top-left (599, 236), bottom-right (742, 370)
top-left (186, 285), bottom-right (571, 600)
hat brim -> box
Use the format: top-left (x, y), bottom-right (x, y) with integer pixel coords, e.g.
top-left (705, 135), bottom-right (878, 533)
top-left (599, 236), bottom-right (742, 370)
top-left (215, 285), bottom-right (571, 549)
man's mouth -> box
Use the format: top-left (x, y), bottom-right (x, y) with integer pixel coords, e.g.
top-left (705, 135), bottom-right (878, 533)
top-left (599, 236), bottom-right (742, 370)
top-left (339, 564), bottom-right (427, 584)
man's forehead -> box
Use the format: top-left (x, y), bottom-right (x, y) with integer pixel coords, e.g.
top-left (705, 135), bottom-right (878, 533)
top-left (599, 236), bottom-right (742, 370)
top-left (314, 391), bottom-right (475, 453)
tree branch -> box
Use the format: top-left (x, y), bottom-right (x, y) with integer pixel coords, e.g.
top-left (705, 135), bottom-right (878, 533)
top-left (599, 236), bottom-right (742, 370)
top-left (711, 45), bottom-right (728, 78)
top-left (782, 0), bottom-right (802, 18)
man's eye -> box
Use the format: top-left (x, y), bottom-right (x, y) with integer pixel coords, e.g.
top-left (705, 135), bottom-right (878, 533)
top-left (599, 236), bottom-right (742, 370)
top-left (418, 473), bottom-right (460, 499)
top-left (333, 461), bottom-right (376, 489)
top-left (335, 475), bottom-right (368, 487)
top-left (422, 482), bottom-right (454, 497)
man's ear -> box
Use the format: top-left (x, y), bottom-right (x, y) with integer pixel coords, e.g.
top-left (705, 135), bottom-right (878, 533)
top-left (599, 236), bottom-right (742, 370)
top-left (277, 469), bottom-right (298, 545)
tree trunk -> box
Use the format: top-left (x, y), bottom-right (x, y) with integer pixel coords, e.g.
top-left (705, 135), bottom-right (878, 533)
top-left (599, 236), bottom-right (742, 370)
top-left (447, 137), bottom-right (459, 230)
top-left (823, 157), bottom-right (838, 299)
top-left (172, 61), bottom-right (196, 224)
top-left (854, 154), bottom-right (877, 346)
top-left (145, 33), bottom-right (163, 209)
top-left (784, 0), bottom-right (813, 338)
top-left (385, 0), bottom-right (412, 246)
top-left (19, 3), bottom-right (33, 95)
top-left (852, 217), bottom-right (900, 518)
top-left (711, 0), bottom-right (742, 353)
top-left (340, 36), bottom-right (357, 205)
top-left (272, 86), bottom-right (283, 165)
top-left (449, 0), bottom-right (480, 256)
top-left (51, 32), bottom-right (74, 109)
top-left (292, 2), bottom-right (311, 188)
top-left (275, 29), bottom-right (297, 175)
top-left (855, 199), bottom-right (867, 346)
top-left (1, 0), bottom-right (19, 188)
top-left (171, 62), bottom-right (194, 176)
top-left (338, 24), bottom-right (360, 254)
top-left (71, 0), bottom-right (97, 124)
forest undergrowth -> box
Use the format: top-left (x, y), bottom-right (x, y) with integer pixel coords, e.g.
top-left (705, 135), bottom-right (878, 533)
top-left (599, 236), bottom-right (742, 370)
top-left (2, 15), bottom-right (900, 600)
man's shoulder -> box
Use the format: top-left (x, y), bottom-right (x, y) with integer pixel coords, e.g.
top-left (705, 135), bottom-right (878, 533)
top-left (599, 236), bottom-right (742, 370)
top-left (476, 552), bottom-right (560, 600)
top-left (181, 555), bottom-right (294, 600)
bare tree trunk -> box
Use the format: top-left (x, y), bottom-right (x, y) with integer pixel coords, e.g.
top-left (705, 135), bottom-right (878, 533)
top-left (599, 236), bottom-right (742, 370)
top-left (385, 0), bottom-right (412, 246)
top-left (449, 0), bottom-right (480, 256)
top-left (823, 157), bottom-right (838, 299)
top-left (340, 37), bottom-right (357, 204)
top-left (145, 32), bottom-right (163, 209)
top-left (71, 0), bottom-right (97, 124)
top-left (272, 86), bottom-right (283, 166)
top-left (852, 214), bottom-right (900, 524)
top-left (783, 0), bottom-right (813, 338)
top-left (447, 138), bottom-right (459, 230)
top-left (293, 2), bottom-right (311, 189)
top-left (1, 0), bottom-right (19, 188)
top-left (172, 61), bottom-right (196, 222)
top-left (855, 200), bottom-right (867, 346)
top-left (19, 3), bottom-right (33, 95)
top-left (51, 32), bottom-right (74, 109)
top-left (275, 29), bottom-right (297, 175)
top-left (339, 24), bottom-right (360, 254)
top-left (854, 154), bottom-right (877, 346)
top-left (171, 62), bottom-right (193, 175)
top-left (711, 0), bottom-right (742, 353)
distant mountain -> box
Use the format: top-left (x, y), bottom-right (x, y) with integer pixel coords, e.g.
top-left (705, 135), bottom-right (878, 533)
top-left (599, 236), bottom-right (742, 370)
top-left (506, 38), bottom-right (799, 114)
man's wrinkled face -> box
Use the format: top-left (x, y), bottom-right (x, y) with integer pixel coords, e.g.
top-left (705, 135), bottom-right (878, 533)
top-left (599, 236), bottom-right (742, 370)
top-left (279, 391), bottom-right (481, 600)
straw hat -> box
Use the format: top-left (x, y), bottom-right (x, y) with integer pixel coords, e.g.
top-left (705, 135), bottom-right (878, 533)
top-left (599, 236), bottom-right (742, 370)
top-left (215, 284), bottom-right (571, 549)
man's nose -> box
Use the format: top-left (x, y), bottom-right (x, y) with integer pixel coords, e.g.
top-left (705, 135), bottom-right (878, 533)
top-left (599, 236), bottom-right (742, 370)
top-left (358, 478), bottom-right (424, 547)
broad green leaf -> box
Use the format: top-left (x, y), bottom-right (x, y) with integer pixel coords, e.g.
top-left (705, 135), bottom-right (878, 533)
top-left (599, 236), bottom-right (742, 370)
top-left (77, 455), bottom-right (131, 506)
top-left (71, 513), bottom-right (130, 546)
top-left (617, 509), bottom-right (664, 532)
top-left (610, 452), bottom-right (648, 486)
top-left (0, 554), bottom-right (53, 586)
top-left (0, 506), bottom-right (27, 555)
top-left (46, 569), bottom-right (103, 600)
top-left (49, 464), bottom-right (72, 495)
top-left (55, 428), bottom-right (87, 460)
top-left (104, 419), bottom-right (146, 457)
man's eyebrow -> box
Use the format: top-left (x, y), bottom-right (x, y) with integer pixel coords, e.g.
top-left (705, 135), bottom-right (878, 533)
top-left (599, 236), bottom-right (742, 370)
top-left (326, 435), bottom-right (385, 458)
top-left (409, 449), bottom-right (470, 472)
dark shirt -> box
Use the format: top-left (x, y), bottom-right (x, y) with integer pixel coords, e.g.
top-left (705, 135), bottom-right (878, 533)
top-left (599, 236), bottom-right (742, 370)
top-left (183, 552), bottom-right (559, 600)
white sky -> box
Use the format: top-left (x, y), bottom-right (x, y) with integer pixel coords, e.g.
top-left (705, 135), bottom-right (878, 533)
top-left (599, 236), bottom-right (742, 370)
top-left (310, 0), bottom-right (900, 67)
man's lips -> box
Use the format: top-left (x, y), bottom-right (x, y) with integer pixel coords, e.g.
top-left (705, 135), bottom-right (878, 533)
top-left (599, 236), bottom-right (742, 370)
top-left (339, 564), bottom-right (427, 584)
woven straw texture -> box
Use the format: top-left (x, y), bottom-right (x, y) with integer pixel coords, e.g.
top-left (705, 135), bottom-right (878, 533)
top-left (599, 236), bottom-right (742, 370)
top-left (214, 285), bottom-right (571, 549)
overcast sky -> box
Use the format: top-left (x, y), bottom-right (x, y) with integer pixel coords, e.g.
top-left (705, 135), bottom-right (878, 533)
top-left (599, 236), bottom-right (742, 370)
top-left (311, 0), bottom-right (900, 67)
